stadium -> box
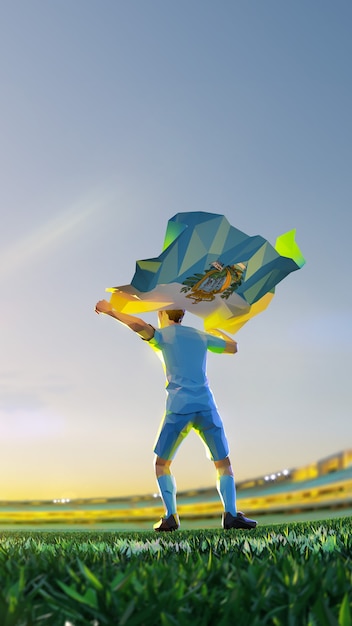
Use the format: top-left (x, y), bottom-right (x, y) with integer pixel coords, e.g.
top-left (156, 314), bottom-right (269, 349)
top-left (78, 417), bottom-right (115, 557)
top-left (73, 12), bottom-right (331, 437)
top-left (1, 450), bottom-right (351, 529)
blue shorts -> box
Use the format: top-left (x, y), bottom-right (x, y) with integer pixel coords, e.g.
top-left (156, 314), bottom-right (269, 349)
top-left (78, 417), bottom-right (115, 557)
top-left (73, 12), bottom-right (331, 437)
top-left (154, 408), bottom-right (230, 462)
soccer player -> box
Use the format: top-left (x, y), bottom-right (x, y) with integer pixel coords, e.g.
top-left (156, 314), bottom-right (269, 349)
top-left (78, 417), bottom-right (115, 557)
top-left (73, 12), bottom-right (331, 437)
top-left (95, 300), bottom-right (257, 532)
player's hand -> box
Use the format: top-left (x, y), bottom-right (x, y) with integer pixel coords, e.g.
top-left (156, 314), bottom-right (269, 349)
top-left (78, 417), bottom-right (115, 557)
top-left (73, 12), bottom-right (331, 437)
top-left (95, 299), bottom-right (112, 314)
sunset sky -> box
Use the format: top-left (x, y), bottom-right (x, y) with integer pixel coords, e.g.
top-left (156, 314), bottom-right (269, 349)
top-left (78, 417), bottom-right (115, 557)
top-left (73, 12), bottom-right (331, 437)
top-left (1, 1), bottom-right (351, 501)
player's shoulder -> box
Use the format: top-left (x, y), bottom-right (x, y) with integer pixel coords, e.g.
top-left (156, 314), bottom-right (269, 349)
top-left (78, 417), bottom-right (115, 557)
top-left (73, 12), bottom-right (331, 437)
top-left (161, 324), bottom-right (206, 341)
top-left (175, 324), bottom-right (198, 333)
top-left (176, 325), bottom-right (207, 342)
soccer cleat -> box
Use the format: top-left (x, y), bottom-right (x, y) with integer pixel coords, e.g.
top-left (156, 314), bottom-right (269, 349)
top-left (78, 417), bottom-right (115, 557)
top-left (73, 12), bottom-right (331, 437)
top-left (222, 511), bottom-right (257, 530)
top-left (153, 514), bottom-right (179, 532)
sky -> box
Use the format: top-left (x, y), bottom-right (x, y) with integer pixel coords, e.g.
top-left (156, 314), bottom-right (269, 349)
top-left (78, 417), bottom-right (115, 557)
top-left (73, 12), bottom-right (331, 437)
top-left (1, 1), bottom-right (351, 501)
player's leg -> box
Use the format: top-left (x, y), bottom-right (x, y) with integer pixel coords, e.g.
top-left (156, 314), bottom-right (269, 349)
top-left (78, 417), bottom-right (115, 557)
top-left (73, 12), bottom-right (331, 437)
top-left (153, 412), bottom-right (191, 531)
top-left (195, 410), bottom-right (257, 530)
top-left (214, 456), bottom-right (257, 529)
top-left (154, 456), bottom-right (178, 518)
top-left (214, 456), bottom-right (237, 516)
top-left (193, 410), bottom-right (237, 514)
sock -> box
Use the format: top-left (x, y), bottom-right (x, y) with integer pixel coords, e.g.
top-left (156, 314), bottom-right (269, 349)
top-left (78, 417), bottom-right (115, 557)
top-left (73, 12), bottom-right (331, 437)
top-left (217, 473), bottom-right (237, 516)
top-left (157, 474), bottom-right (177, 517)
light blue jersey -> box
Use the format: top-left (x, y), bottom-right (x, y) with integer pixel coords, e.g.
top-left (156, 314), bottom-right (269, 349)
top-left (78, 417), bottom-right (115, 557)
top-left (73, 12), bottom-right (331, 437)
top-left (149, 325), bottom-right (226, 414)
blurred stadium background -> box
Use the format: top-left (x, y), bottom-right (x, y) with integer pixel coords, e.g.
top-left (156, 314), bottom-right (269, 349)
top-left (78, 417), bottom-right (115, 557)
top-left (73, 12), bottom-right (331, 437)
top-left (1, 449), bottom-right (351, 530)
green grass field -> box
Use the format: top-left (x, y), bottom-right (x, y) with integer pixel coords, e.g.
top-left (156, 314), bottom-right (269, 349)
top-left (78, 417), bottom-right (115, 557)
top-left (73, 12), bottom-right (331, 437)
top-left (0, 517), bottom-right (351, 625)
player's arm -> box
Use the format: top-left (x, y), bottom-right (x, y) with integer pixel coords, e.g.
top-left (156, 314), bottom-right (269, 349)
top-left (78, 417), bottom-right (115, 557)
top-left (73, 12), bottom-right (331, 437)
top-left (207, 328), bottom-right (238, 354)
top-left (95, 299), bottom-right (155, 340)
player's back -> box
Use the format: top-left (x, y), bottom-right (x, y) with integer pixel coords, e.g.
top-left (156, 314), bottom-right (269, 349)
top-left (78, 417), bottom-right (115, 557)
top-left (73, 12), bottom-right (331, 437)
top-left (158, 325), bottom-right (208, 385)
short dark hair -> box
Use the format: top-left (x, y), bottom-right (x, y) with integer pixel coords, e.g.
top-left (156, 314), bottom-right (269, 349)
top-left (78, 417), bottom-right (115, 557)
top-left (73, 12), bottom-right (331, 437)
top-left (165, 309), bottom-right (185, 323)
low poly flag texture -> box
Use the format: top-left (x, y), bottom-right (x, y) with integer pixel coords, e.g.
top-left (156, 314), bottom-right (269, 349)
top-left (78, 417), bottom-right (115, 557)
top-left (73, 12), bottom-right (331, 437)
top-left (107, 212), bottom-right (305, 333)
